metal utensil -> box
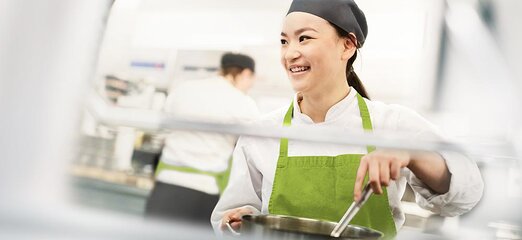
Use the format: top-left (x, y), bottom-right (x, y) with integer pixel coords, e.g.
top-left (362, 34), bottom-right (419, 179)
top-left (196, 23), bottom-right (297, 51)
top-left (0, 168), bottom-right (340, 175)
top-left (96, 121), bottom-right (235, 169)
top-left (331, 183), bottom-right (374, 238)
top-left (225, 221), bottom-right (241, 236)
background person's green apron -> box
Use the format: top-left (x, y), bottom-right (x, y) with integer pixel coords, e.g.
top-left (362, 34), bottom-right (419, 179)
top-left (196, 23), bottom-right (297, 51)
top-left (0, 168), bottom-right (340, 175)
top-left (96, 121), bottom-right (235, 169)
top-left (155, 156), bottom-right (233, 194)
top-left (268, 94), bottom-right (397, 237)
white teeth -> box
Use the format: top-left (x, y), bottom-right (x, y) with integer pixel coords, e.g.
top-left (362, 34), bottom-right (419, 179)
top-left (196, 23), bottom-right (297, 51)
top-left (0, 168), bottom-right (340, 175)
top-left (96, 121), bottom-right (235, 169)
top-left (290, 66), bottom-right (309, 73)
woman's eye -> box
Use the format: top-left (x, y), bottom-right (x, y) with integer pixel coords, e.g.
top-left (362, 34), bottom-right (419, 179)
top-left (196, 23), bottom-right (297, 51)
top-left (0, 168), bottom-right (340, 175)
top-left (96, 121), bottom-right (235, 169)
top-left (299, 36), bottom-right (311, 42)
top-left (280, 39), bottom-right (288, 45)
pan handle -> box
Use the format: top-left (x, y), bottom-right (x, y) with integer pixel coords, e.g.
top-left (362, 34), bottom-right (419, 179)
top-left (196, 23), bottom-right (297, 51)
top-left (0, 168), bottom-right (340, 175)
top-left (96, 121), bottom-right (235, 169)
top-left (225, 221), bottom-right (241, 236)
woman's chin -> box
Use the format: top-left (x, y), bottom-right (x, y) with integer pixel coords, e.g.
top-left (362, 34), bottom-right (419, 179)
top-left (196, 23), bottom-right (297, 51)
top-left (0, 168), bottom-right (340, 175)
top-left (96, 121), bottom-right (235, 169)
top-left (290, 80), bottom-right (307, 92)
top-left (291, 85), bottom-right (306, 93)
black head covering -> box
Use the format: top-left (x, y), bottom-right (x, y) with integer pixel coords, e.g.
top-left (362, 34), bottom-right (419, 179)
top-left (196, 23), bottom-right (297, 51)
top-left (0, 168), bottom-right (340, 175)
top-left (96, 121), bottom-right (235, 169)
top-left (287, 0), bottom-right (368, 47)
top-left (220, 53), bottom-right (255, 73)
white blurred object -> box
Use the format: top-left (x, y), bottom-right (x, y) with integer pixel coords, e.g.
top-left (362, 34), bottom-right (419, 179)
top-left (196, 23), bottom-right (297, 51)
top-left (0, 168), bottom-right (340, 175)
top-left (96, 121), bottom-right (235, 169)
top-left (81, 110), bottom-right (98, 137)
top-left (113, 127), bottom-right (135, 171)
top-left (0, 0), bottom-right (110, 206)
top-left (117, 84), bottom-right (156, 109)
top-left (508, 167), bottom-right (521, 198)
top-left (441, 0), bottom-right (521, 138)
top-left (488, 221), bottom-right (522, 240)
top-left (151, 92), bottom-right (166, 111)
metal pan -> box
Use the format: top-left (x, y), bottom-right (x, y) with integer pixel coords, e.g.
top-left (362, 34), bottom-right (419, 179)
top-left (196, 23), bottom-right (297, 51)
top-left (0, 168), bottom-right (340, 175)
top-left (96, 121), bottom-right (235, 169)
top-left (226, 214), bottom-right (382, 239)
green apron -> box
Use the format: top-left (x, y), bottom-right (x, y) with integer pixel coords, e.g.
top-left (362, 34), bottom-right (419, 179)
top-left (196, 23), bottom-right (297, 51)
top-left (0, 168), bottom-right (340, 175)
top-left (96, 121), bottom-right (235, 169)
top-left (155, 156), bottom-right (233, 195)
top-left (268, 93), bottom-right (397, 237)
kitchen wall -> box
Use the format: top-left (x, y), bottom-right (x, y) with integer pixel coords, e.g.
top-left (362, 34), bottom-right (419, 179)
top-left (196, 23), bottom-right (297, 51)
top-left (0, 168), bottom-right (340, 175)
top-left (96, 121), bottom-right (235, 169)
top-left (94, 0), bottom-right (446, 114)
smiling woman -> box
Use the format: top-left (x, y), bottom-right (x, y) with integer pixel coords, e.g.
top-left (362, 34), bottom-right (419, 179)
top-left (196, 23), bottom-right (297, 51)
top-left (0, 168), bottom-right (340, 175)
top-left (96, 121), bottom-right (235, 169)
top-left (211, 0), bottom-right (483, 238)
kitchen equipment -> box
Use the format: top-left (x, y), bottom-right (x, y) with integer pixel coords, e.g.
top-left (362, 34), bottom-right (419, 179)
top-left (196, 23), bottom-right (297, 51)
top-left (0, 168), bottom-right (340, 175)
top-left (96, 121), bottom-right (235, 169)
top-left (226, 214), bottom-right (382, 239)
top-left (331, 183), bottom-right (374, 237)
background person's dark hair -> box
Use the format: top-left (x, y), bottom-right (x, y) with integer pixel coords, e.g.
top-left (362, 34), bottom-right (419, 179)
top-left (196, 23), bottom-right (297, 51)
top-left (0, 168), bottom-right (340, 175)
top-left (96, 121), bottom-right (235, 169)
top-left (219, 52), bottom-right (255, 83)
top-left (331, 23), bottom-right (370, 99)
top-left (220, 66), bottom-right (246, 79)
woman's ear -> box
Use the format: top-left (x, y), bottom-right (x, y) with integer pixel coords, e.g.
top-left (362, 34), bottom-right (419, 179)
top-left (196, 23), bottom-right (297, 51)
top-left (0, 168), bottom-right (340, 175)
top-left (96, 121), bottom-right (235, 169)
top-left (341, 33), bottom-right (358, 60)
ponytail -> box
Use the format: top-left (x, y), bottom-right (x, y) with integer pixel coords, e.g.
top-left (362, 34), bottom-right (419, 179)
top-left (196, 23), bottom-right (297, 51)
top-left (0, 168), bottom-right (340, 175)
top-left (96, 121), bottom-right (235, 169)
top-left (330, 23), bottom-right (370, 100)
top-left (346, 51), bottom-right (370, 99)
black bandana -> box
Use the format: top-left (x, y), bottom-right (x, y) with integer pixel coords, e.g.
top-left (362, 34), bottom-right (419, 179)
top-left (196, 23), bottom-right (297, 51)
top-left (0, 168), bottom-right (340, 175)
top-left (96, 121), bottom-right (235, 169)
top-left (287, 0), bottom-right (368, 47)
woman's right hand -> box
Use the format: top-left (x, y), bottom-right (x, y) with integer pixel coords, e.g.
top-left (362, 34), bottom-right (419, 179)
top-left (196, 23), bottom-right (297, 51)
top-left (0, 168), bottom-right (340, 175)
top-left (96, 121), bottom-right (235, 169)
top-left (220, 206), bottom-right (254, 232)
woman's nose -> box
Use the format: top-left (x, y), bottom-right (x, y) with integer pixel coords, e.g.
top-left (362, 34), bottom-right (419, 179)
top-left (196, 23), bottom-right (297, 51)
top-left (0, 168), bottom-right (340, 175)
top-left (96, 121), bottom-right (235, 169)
top-left (284, 44), bottom-right (301, 61)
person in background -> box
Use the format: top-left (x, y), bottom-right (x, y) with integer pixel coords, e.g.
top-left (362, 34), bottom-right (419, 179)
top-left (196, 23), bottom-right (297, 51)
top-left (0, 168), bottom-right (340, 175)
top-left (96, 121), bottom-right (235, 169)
top-left (145, 52), bottom-right (260, 227)
top-left (211, 0), bottom-right (483, 237)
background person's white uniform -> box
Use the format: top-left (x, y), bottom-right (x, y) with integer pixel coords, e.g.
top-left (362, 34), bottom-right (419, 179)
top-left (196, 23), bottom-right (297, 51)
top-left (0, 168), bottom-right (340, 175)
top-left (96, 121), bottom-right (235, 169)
top-left (211, 87), bottom-right (483, 233)
top-left (158, 76), bottom-right (260, 194)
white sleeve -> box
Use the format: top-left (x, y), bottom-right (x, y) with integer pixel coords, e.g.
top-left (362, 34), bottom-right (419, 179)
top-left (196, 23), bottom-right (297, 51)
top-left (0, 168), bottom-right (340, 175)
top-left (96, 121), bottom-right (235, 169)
top-left (407, 151), bottom-right (484, 217)
top-left (210, 136), bottom-right (262, 235)
top-left (395, 106), bottom-right (484, 217)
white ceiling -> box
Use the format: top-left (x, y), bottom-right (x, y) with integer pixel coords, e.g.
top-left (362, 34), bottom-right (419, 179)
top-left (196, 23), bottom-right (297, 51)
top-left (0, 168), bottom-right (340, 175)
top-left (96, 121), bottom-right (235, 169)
top-left (138, 0), bottom-right (292, 12)
top-left (130, 0), bottom-right (291, 49)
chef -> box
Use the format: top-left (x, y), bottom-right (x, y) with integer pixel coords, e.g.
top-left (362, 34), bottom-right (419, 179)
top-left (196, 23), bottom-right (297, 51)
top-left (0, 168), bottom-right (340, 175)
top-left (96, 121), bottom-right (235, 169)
top-left (145, 53), bottom-right (260, 226)
top-left (211, 0), bottom-right (483, 237)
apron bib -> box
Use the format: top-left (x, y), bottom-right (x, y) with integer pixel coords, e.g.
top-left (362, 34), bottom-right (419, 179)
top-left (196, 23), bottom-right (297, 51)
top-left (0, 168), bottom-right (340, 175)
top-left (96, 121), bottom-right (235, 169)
top-left (268, 93), bottom-right (397, 237)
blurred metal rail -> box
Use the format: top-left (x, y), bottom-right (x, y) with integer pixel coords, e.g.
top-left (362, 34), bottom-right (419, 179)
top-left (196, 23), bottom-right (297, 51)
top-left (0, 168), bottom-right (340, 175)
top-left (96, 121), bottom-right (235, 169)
top-left (0, 202), bottom-right (215, 240)
top-left (86, 89), bottom-right (519, 165)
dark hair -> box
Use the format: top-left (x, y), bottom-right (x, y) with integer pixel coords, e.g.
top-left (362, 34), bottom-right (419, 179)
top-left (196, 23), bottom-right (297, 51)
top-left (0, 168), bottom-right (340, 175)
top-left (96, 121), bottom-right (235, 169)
top-left (220, 66), bottom-right (247, 79)
top-left (220, 53), bottom-right (255, 73)
top-left (331, 23), bottom-right (370, 99)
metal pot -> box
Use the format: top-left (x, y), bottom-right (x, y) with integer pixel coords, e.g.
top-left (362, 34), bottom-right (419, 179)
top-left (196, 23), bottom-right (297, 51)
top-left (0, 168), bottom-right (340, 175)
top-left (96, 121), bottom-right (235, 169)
top-left (226, 214), bottom-right (383, 240)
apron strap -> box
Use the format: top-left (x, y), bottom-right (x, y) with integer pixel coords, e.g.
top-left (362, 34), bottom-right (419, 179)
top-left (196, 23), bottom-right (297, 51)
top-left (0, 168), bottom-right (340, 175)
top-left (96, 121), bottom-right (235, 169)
top-left (279, 101), bottom-right (294, 157)
top-left (155, 156), bottom-right (233, 194)
top-left (279, 93), bottom-right (375, 158)
top-left (155, 160), bottom-right (222, 178)
top-left (356, 94), bottom-right (376, 153)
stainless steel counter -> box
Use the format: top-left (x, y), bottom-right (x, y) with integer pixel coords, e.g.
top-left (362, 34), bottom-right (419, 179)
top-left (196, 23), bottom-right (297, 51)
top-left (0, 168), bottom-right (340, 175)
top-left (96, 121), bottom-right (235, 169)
top-left (69, 164), bottom-right (154, 215)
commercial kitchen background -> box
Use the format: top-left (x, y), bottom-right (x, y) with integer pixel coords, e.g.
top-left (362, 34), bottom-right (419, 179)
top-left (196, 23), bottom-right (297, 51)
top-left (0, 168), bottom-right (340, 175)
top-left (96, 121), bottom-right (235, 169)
top-left (0, 0), bottom-right (521, 239)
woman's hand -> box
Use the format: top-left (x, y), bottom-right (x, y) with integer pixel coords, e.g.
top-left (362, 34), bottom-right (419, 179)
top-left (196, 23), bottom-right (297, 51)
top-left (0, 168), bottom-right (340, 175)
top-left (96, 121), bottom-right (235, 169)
top-left (353, 149), bottom-right (451, 201)
top-left (353, 149), bottom-right (411, 201)
top-left (220, 206), bottom-right (254, 232)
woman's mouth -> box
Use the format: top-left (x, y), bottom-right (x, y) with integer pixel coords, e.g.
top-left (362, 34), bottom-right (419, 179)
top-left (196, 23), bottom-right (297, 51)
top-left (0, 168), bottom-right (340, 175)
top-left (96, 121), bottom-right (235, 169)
top-left (289, 65), bottom-right (311, 75)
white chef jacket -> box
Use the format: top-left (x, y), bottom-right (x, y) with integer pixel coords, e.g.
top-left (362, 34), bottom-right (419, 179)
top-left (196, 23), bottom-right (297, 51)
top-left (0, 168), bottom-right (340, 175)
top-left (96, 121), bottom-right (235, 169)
top-left (211, 87), bottom-right (483, 233)
top-left (157, 76), bottom-right (260, 195)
